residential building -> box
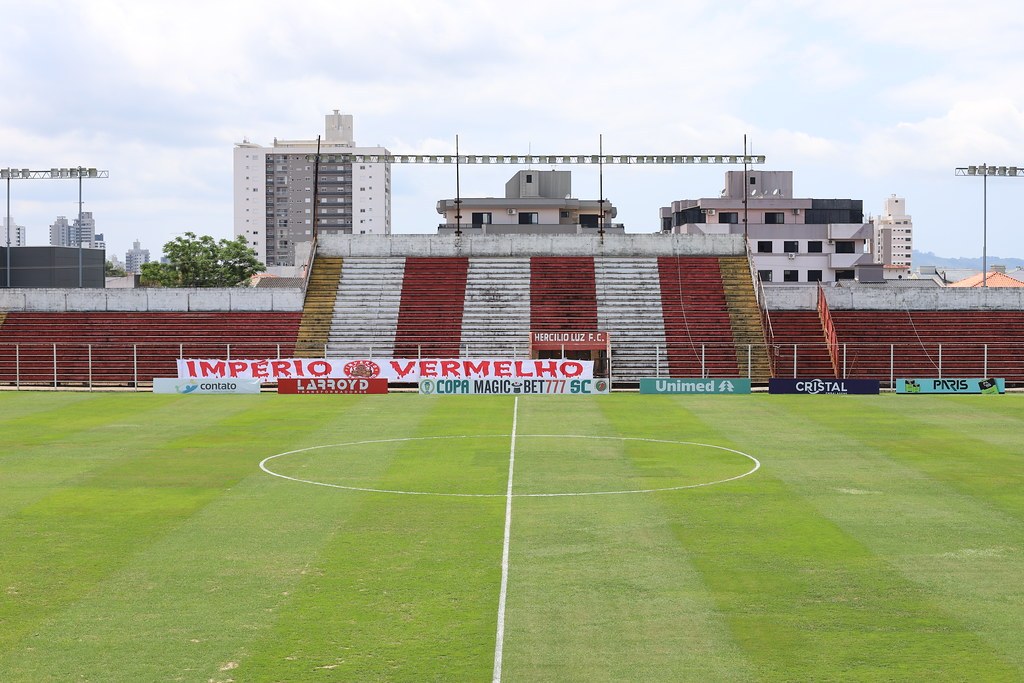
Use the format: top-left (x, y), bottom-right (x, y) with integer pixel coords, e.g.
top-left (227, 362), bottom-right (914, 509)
top-left (872, 194), bottom-right (913, 279)
top-left (49, 212), bottom-right (99, 248)
top-left (125, 239), bottom-right (150, 274)
top-left (233, 111), bottom-right (391, 267)
top-left (436, 170), bottom-right (623, 235)
top-left (49, 216), bottom-right (73, 247)
top-left (659, 170), bottom-right (875, 284)
top-left (2, 217), bottom-right (25, 247)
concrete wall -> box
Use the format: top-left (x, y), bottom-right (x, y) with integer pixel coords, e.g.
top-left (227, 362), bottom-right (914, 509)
top-left (317, 233), bottom-right (747, 258)
top-left (0, 288), bottom-right (303, 312)
top-left (765, 285), bottom-right (1024, 311)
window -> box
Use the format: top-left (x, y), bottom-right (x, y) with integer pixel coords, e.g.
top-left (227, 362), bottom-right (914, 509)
top-left (765, 212), bottom-right (785, 224)
top-left (808, 241), bottom-right (823, 253)
top-left (750, 176), bottom-right (756, 185)
top-left (719, 212), bottom-right (739, 224)
top-left (519, 212), bottom-right (539, 224)
top-left (836, 269), bottom-right (855, 281)
top-left (784, 270), bottom-right (799, 282)
top-left (526, 174), bottom-right (533, 183)
top-left (834, 240), bottom-right (855, 254)
top-left (783, 240), bottom-right (798, 253)
top-left (757, 270), bottom-right (772, 282)
top-left (471, 212), bottom-right (492, 226)
top-left (807, 270), bottom-right (823, 282)
top-left (757, 241), bottom-right (773, 253)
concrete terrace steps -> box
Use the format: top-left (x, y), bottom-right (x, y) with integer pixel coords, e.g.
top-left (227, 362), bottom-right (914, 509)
top-left (460, 258), bottom-right (531, 357)
top-left (326, 257), bottom-right (405, 358)
top-left (594, 257), bottom-right (666, 382)
top-left (767, 310), bottom-right (836, 378)
top-left (294, 256), bottom-right (343, 357)
top-left (718, 256), bottom-right (771, 382)
top-left (392, 257), bottom-right (469, 358)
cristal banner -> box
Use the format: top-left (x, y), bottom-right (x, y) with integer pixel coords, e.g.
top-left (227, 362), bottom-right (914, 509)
top-left (177, 358), bottom-right (593, 382)
top-left (768, 378), bottom-right (881, 395)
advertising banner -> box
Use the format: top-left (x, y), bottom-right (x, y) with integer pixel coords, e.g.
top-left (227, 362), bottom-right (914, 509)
top-left (897, 378), bottom-right (1005, 394)
top-left (418, 378), bottom-right (610, 395)
top-left (277, 378), bottom-right (389, 395)
top-left (177, 358), bottom-right (593, 383)
top-left (769, 378), bottom-right (880, 395)
top-left (153, 378), bottom-right (262, 395)
top-left (530, 331), bottom-right (608, 350)
top-left (639, 378), bottom-right (751, 395)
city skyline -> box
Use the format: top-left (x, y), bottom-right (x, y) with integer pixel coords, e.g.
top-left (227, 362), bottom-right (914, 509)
top-left (1, 0), bottom-right (1022, 262)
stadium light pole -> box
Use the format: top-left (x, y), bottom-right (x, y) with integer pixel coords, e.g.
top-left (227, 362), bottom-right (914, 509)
top-left (1, 167), bottom-right (108, 288)
top-left (955, 164), bottom-right (1023, 288)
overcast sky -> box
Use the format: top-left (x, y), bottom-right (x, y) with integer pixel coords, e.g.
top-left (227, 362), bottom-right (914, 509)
top-left (2, 0), bottom-right (1023, 263)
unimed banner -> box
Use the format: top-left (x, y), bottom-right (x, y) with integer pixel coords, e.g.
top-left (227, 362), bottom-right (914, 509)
top-left (177, 358), bottom-right (593, 382)
top-left (639, 378), bottom-right (751, 395)
top-left (897, 378), bottom-right (1005, 394)
top-left (769, 378), bottom-right (880, 395)
top-left (277, 378), bottom-right (389, 395)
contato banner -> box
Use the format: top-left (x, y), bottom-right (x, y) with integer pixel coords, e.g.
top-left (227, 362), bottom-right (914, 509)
top-left (418, 378), bottom-right (610, 395)
top-left (277, 378), bottom-right (389, 395)
top-left (639, 378), bottom-right (751, 395)
top-left (769, 378), bottom-right (880, 395)
top-left (897, 378), bottom-right (1005, 394)
top-left (153, 378), bottom-right (262, 395)
top-left (177, 358), bottom-right (593, 382)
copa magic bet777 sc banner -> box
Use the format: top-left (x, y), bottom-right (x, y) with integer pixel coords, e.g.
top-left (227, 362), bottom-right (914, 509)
top-left (176, 358), bottom-right (593, 382)
top-left (419, 378), bottom-right (610, 395)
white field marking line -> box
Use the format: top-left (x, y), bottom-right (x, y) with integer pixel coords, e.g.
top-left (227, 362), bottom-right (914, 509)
top-left (258, 434), bottom-right (761, 498)
top-left (492, 396), bottom-right (518, 683)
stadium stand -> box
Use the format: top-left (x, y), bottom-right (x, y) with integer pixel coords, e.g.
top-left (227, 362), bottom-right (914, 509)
top-left (529, 256), bottom-right (599, 331)
top-left (0, 311), bottom-right (300, 386)
top-left (326, 257), bottom-right (405, 358)
top-left (766, 310), bottom-right (837, 378)
top-left (293, 256), bottom-right (342, 357)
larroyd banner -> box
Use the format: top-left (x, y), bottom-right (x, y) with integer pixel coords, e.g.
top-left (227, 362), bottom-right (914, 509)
top-left (277, 378), bottom-right (390, 395)
top-left (639, 378), bottom-right (751, 395)
top-left (177, 358), bottom-right (593, 382)
top-left (897, 378), bottom-right (1005, 394)
top-left (419, 378), bottom-right (610, 395)
top-left (769, 378), bottom-right (881, 395)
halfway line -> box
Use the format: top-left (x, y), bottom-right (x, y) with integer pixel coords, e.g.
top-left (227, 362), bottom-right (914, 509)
top-left (492, 396), bottom-right (518, 682)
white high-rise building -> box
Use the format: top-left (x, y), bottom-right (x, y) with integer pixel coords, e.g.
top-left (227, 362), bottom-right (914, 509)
top-left (3, 217), bottom-right (26, 247)
top-left (49, 212), bottom-right (99, 248)
top-left (872, 194), bottom-right (913, 278)
top-left (233, 111), bottom-right (392, 267)
top-left (125, 239), bottom-right (150, 274)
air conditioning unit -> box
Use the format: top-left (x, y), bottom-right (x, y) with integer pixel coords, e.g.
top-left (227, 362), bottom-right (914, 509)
top-left (507, 208), bottom-right (517, 215)
top-left (702, 208), bottom-right (716, 216)
top-left (827, 239), bottom-right (834, 245)
top-left (787, 253), bottom-right (796, 260)
top-left (792, 208), bottom-right (801, 215)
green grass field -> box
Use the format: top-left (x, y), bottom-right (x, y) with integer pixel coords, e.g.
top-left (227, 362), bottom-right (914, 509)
top-left (2, 392), bottom-right (1023, 682)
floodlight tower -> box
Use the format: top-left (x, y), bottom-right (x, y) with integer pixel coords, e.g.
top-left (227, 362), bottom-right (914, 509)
top-left (2, 167), bottom-right (108, 288)
top-left (954, 164), bottom-right (1023, 288)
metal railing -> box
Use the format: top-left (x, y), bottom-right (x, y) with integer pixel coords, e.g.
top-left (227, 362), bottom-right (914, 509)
top-left (3, 340), bottom-right (1019, 390)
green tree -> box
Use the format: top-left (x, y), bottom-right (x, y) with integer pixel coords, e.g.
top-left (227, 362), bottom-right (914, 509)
top-left (105, 261), bottom-right (128, 277)
top-left (141, 232), bottom-right (263, 287)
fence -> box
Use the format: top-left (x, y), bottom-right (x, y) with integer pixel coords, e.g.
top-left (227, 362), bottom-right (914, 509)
top-left (2, 341), bottom-right (1021, 390)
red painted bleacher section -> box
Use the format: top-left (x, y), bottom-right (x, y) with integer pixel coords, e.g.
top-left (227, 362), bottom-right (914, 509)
top-left (0, 311), bottom-right (301, 385)
top-left (768, 310), bottom-right (836, 378)
top-left (831, 310), bottom-right (1024, 381)
top-left (392, 257), bottom-right (469, 357)
top-left (529, 257), bottom-right (598, 332)
top-left (657, 257), bottom-right (738, 377)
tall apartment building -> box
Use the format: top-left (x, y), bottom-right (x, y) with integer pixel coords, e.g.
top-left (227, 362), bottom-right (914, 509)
top-left (234, 111), bottom-right (391, 267)
top-left (659, 170), bottom-right (876, 284)
top-left (125, 239), bottom-right (150, 274)
top-left (49, 212), bottom-right (98, 248)
top-left (3, 217), bottom-right (25, 247)
top-left (872, 194), bottom-right (913, 278)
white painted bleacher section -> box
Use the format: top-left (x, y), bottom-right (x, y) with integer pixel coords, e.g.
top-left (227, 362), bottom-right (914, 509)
top-left (595, 257), bottom-right (667, 382)
top-left (460, 258), bottom-right (532, 357)
top-left (327, 257), bottom-right (405, 358)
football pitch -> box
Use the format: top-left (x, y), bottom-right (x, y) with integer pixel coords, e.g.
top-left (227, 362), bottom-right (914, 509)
top-left (2, 392), bottom-right (1023, 682)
